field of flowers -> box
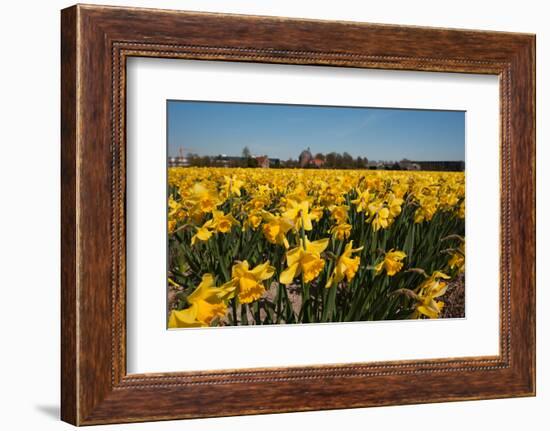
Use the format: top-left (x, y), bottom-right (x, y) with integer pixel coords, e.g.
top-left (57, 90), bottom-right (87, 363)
top-left (167, 167), bottom-right (465, 328)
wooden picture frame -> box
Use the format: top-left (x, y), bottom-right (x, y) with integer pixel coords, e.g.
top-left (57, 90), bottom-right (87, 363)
top-left (61, 4), bottom-right (535, 425)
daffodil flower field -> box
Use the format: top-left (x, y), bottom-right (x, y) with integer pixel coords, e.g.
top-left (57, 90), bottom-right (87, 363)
top-left (167, 167), bottom-right (465, 328)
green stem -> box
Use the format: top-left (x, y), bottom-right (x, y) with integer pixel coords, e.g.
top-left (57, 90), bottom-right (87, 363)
top-left (240, 302), bottom-right (248, 325)
top-left (276, 283), bottom-right (283, 323)
top-left (252, 302), bottom-right (261, 325)
top-left (321, 239), bottom-right (342, 322)
top-left (323, 284), bottom-right (338, 322)
top-left (231, 298), bottom-right (238, 325)
top-left (302, 279), bottom-right (311, 323)
top-left (211, 235), bottom-right (230, 282)
top-left (299, 215), bottom-right (312, 322)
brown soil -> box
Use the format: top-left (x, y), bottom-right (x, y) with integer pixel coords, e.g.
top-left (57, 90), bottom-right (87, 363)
top-left (440, 272), bottom-right (465, 319)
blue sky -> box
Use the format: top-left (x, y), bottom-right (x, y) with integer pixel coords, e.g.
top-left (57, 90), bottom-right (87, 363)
top-left (167, 100), bottom-right (465, 161)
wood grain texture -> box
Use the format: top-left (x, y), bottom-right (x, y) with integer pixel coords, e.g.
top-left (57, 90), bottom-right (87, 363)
top-left (60, 4), bottom-right (536, 425)
top-left (60, 5), bottom-right (78, 425)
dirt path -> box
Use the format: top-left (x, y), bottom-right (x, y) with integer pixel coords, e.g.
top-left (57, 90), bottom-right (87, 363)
top-left (440, 272), bottom-right (465, 318)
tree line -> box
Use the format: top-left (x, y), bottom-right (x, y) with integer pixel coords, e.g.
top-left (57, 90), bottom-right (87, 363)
top-left (312, 152), bottom-right (369, 169)
top-left (184, 147), bottom-right (372, 169)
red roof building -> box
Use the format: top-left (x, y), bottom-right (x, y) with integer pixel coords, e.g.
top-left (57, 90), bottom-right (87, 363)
top-left (255, 156), bottom-right (270, 168)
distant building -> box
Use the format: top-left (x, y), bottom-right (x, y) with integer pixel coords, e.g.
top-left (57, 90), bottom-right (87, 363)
top-left (312, 157), bottom-right (325, 168)
top-left (299, 148), bottom-right (313, 167)
top-left (298, 148), bottom-right (327, 168)
top-left (183, 154), bottom-right (280, 168)
top-left (168, 156), bottom-right (190, 167)
top-left (367, 161), bottom-right (386, 170)
top-left (255, 156), bottom-right (270, 168)
top-left (411, 161), bottom-right (465, 172)
top-left (399, 159), bottom-right (421, 170)
top-left (363, 159), bottom-right (464, 171)
top-left (268, 158), bottom-right (281, 167)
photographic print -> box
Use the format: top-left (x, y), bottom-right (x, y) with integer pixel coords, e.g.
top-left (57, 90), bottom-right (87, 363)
top-left (60, 7), bottom-right (536, 423)
top-left (167, 101), bottom-right (466, 328)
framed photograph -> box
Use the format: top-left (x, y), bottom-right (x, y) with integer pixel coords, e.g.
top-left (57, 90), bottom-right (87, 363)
top-left (61, 4), bottom-right (535, 425)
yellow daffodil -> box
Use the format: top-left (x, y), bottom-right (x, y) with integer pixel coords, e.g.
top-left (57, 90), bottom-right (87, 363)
top-left (414, 196), bottom-right (438, 223)
top-left (326, 241), bottom-right (364, 288)
top-left (187, 182), bottom-right (221, 214)
top-left (448, 253), bottom-right (464, 272)
top-left (191, 219), bottom-right (214, 245)
top-left (222, 175), bottom-right (244, 197)
top-left (368, 203), bottom-right (390, 232)
top-left (282, 199), bottom-right (314, 231)
top-left (387, 193), bottom-right (404, 218)
top-left (280, 237), bottom-right (330, 284)
top-left (245, 211), bottom-right (263, 230)
top-left (168, 219), bottom-right (177, 234)
top-left (329, 205), bottom-right (349, 224)
top-left (375, 249), bottom-right (407, 276)
top-left (351, 189), bottom-right (372, 213)
top-left (449, 244), bottom-right (465, 272)
top-left (168, 274), bottom-right (234, 328)
top-left (310, 206), bottom-right (324, 222)
top-left (168, 195), bottom-right (187, 231)
top-left (392, 183), bottom-right (409, 199)
top-left (330, 223), bottom-right (352, 240)
top-left (168, 195), bottom-right (185, 220)
top-left (247, 196), bottom-right (270, 211)
top-left (262, 213), bottom-right (294, 248)
top-left (458, 201), bottom-right (465, 218)
top-left (210, 210), bottom-right (239, 233)
top-left (228, 260), bottom-right (275, 304)
top-left (285, 184), bottom-right (308, 203)
top-left (256, 184), bottom-right (271, 195)
top-left (413, 271), bottom-right (451, 318)
top-left (440, 190), bottom-right (459, 209)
